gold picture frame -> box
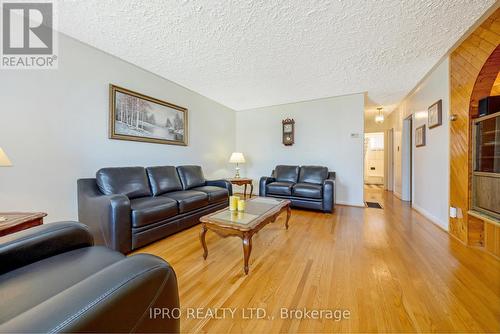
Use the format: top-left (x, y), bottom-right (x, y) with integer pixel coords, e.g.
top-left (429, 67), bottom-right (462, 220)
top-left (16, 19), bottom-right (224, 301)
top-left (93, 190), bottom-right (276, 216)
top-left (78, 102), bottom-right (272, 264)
top-left (109, 84), bottom-right (188, 146)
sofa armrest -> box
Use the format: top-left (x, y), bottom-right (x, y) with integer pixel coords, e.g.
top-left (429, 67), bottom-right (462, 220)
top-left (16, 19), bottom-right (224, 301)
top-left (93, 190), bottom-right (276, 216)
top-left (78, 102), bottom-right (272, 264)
top-left (322, 178), bottom-right (335, 213)
top-left (78, 178), bottom-right (132, 254)
top-left (0, 221), bottom-right (93, 275)
top-left (206, 179), bottom-right (233, 196)
top-left (259, 176), bottom-right (276, 197)
top-left (0, 254), bottom-right (180, 333)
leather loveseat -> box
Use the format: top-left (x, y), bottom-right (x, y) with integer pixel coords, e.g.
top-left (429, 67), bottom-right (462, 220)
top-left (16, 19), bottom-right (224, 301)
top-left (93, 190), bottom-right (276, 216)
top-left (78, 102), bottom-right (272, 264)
top-left (0, 221), bottom-right (179, 333)
top-left (259, 165), bottom-right (335, 212)
top-left (78, 165), bottom-right (232, 254)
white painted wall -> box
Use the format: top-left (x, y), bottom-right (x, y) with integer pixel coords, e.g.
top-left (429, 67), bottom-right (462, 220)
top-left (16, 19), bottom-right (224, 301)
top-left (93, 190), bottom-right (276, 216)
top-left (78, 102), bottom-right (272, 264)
top-left (0, 33), bottom-right (236, 222)
top-left (387, 58), bottom-right (450, 229)
top-left (384, 128), bottom-right (394, 191)
top-left (401, 118), bottom-right (412, 201)
top-left (235, 94), bottom-right (365, 206)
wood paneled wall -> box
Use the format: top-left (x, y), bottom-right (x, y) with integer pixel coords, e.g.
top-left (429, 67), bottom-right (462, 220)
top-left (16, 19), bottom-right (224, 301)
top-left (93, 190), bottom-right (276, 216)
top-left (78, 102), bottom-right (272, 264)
top-left (449, 9), bottom-right (500, 256)
top-left (485, 222), bottom-right (500, 257)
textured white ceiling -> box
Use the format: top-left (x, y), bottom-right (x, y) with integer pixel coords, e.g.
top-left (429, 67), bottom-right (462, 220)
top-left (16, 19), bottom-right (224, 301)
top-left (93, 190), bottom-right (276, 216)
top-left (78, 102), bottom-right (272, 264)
top-left (58, 0), bottom-right (495, 111)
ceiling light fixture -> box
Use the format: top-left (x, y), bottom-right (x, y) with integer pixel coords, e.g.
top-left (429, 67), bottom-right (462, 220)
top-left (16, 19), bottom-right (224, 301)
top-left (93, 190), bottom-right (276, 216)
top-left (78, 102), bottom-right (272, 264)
top-left (375, 107), bottom-right (384, 124)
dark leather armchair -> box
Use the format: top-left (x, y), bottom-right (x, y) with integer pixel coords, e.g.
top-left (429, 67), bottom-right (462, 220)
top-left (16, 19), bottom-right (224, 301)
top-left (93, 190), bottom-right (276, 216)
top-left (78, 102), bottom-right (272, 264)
top-left (78, 165), bottom-right (232, 254)
top-left (0, 222), bottom-right (179, 333)
top-left (260, 165), bottom-right (335, 212)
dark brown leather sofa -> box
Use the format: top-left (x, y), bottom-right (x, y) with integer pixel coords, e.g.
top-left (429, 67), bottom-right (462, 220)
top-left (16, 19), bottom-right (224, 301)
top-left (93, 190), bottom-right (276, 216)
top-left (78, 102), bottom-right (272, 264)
top-left (78, 165), bottom-right (232, 254)
top-left (0, 221), bottom-right (179, 333)
top-left (259, 165), bottom-right (335, 212)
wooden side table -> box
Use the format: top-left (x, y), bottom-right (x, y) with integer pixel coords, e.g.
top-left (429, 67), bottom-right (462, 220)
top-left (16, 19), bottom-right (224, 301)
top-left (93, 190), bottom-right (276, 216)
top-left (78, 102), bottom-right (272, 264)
top-left (0, 212), bottom-right (47, 237)
top-left (227, 178), bottom-right (254, 199)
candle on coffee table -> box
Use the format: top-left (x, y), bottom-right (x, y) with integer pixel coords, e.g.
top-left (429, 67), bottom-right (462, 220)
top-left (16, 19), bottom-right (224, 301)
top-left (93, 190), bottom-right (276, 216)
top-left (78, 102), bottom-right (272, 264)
top-left (229, 196), bottom-right (239, 211)
top-left (237, 199), bottom-right (246, 212)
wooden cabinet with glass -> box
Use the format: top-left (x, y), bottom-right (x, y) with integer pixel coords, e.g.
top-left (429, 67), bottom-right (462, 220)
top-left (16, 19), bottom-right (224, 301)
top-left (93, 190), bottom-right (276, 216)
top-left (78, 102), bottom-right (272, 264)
top-left (472, 111), bottom-right (500, 222)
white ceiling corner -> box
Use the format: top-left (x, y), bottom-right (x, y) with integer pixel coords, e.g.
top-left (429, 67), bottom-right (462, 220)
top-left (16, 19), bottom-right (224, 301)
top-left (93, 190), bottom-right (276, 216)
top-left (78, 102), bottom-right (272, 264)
top-left (58, 0), bottom-right (496, 111)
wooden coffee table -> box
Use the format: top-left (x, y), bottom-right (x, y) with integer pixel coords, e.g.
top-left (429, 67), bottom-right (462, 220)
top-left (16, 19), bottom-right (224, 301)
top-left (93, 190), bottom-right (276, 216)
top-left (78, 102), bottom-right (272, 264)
top-left (199, 197), bottom-right (291, 274)
top-left (0, 212), bottom-right (47, 237)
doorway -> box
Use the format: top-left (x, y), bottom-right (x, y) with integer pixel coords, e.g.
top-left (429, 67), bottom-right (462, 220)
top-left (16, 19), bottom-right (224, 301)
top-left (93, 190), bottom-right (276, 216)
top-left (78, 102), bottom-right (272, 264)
top-left (364, 132), bottom-right (385, 207)
top-left (364, 132), bottom-right (385, 186)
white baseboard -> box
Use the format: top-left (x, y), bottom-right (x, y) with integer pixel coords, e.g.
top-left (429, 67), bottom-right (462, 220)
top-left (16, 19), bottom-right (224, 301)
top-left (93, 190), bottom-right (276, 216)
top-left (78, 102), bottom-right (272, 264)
top-left (412, 203), bottom-right (448, 231)
top-left (393, 191), bottom-right (402, 200)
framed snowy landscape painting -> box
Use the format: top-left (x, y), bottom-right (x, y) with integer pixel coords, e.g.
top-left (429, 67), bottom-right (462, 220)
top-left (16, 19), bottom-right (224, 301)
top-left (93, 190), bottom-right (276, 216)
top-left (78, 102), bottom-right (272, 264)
top-left (109, 85), bottom-right (188, 146)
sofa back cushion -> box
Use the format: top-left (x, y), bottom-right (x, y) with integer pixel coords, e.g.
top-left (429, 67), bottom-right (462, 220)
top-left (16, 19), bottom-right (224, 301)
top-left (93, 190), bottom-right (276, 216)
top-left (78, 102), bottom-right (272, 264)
top-left (299, 166), bottom-right (329, 184)
top-left (96, 167), bottom-right (151, 199)
top-left (146, 166), bottom-right (183, 196)
top-left (274, 165), bottom-right (299, 183)
top-left (177, 165), bottom-right (206, 190)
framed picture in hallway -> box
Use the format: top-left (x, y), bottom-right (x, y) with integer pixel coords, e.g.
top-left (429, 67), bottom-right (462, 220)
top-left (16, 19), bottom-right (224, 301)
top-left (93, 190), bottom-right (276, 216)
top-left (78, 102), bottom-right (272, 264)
top-left (428, 99), bottom-right (442, 129)
top-left (415, 125), bottom-right (426, 147)
top-left (109, 84), bottom-right (188, 146)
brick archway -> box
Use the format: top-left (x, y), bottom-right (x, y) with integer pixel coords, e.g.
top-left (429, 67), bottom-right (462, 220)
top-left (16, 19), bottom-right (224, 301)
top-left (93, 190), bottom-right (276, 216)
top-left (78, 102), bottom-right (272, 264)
top-left (469, 44), bottom-right (500, 118)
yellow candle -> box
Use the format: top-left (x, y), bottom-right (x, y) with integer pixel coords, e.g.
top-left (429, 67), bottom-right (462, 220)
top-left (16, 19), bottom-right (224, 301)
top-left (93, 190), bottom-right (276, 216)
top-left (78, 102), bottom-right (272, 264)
top-left (230, 211), bottom-right (239, 221)
top-left (229, 196), bottom-right (239, 211)
top-left (237, 199), bottom-right (246, 212)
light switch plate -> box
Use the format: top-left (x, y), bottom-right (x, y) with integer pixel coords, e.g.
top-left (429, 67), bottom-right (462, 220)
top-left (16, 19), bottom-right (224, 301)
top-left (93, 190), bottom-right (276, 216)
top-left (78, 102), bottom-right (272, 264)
top-left (449, 207), bottom-right (457, 218)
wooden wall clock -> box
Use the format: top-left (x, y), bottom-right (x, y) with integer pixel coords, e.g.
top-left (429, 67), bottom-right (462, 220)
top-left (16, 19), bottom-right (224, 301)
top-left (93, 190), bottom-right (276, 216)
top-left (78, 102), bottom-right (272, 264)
top-left (282, 118), bottom-right (295, 146)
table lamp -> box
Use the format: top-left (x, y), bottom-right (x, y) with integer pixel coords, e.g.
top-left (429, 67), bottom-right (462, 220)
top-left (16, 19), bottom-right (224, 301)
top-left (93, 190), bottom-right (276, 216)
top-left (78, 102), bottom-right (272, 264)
top-left (0, 147), bottom-right (12, 167)
top-left (229, 152), bottom-right (245, 178)
top-left (0, 147), bottom-right (12, 222)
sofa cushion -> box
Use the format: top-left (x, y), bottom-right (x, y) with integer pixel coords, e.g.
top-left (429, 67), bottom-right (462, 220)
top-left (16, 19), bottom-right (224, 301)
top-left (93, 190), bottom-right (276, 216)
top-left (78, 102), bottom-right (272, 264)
top-left (130, 197), bottom-right (179, 228)
top-left (146, 166), bottom-right (183, 196)
top-left (292, 182), bottom-right (323, 199)
top-left (96, 167), bottom-right (151, 199)
top-left (266, 181), bottom-right (294, 196)
top-left (274, 165), bottom-right (299, 183)
top-left (162, 190), bottom-right (209, 213)
top-left (298, 166), bottom-right (328, 184)
top-left (192, 186), bottom-right (228, 203)
top-left (176, 166), bottom-right (206, 190)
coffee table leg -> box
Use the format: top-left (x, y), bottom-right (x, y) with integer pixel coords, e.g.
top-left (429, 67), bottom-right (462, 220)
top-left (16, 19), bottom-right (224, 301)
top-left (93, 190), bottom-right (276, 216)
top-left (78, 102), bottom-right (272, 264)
top-left (250, 183), bottom-right (253, 198)
top-left (200, 223), bottom-right (208, 259)
top-left (244, 184), bottom-right (247, 199)
top-left (285, 206), bottom-right (291, 230)
top-left (242, 234), bottom-right (253, 275)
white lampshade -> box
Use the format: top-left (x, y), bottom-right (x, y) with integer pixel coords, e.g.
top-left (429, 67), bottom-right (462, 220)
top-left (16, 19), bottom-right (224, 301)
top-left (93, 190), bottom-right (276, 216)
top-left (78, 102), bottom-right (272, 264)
top-left (0, 148), bottom-right (12, 167)
top-left (229, 152), bottom-right (245, 164)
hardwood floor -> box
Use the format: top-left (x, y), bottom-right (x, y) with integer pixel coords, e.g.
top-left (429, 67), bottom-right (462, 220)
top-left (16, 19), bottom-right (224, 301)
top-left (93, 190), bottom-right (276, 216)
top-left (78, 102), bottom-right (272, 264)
top-left (134, 190), bottom-right (500, 333)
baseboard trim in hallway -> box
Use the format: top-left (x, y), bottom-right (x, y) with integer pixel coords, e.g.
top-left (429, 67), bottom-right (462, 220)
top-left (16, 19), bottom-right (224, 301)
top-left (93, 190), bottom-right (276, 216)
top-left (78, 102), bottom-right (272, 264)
top-left (364, 184), bottom-right (384, 189)
top-left (412, 203), bottom-right (448, 232)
